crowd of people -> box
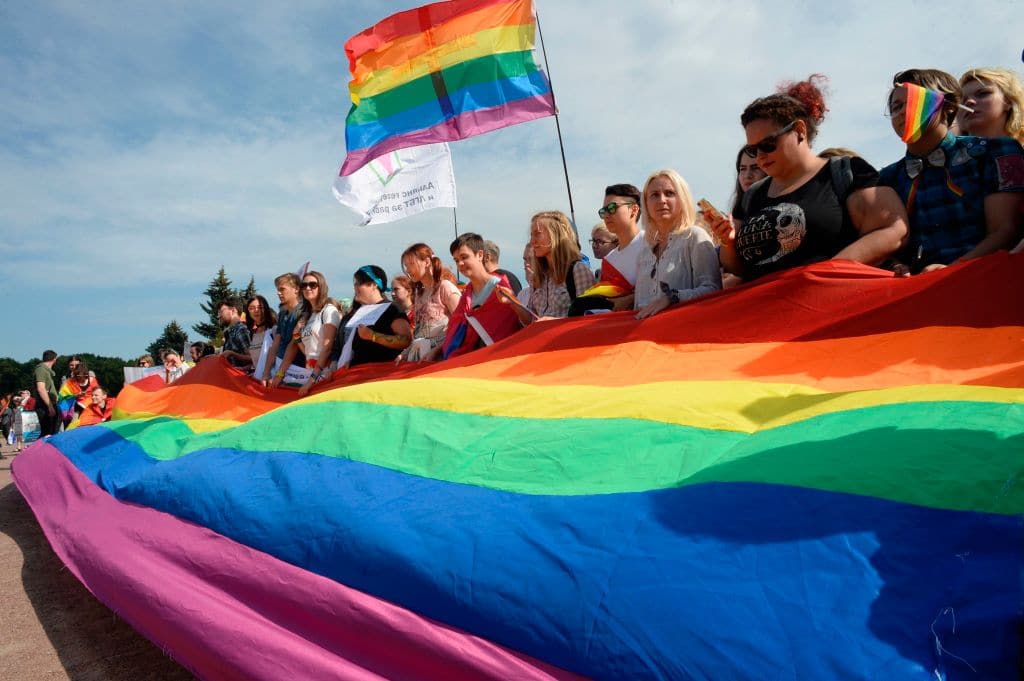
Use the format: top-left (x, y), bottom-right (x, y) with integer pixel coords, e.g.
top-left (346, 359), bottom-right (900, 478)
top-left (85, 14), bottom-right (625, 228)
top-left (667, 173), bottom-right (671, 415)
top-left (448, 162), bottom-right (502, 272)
top-left (6, 66), bottom-right (1023, 435)
top-left (1, 354), bottom-right (117, 452)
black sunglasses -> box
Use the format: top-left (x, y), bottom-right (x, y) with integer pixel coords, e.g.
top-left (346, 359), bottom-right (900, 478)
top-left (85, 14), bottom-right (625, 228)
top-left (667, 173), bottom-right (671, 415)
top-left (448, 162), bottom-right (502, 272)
top-left (590, 238), bottom-right (618, 246)
top-left (300, 281), bottom-right (319, 289)
top-left (597, 201), bottom-right (637, 218)
top-left (742, 121), bottom-right (797, 156)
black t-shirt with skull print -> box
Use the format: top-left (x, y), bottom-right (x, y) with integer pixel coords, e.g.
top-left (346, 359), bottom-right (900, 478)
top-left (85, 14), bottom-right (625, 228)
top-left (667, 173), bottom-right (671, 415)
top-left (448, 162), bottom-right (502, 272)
top-left (733, 156), bottom-right (879, 280)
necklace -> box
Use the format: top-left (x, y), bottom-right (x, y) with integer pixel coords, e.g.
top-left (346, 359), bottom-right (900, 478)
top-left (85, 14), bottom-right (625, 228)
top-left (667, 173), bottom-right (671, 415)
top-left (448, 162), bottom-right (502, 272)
top-left (653, 231), bottom-right (671, 259)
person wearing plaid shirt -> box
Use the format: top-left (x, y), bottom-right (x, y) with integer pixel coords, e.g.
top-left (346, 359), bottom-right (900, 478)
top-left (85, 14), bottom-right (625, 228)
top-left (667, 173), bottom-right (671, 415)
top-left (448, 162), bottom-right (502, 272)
top-left (218, 297), bottom-right (252, 368)
top-left (880, 68), bottom-right (1024, 273)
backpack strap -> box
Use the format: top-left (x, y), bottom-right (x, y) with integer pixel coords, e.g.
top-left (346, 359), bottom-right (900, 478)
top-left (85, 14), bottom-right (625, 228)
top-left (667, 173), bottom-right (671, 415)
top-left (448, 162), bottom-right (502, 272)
top-left (564, 260), bottom-right (581, 299)
top-left (740, 176), bottom-right (770, 216)
top-left (827, 155), bottom-right (859, 242)
top-left (828, 155), bottom-right (855, 203)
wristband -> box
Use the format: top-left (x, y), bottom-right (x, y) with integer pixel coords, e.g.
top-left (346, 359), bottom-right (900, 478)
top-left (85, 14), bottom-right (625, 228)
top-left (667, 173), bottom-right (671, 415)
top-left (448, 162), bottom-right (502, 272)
top-left (660, 282), bottom-right (680, 306)
top-left (274, 369), bottom-right (285, 378)
top-left (371, 331), bottom-right (377, 343)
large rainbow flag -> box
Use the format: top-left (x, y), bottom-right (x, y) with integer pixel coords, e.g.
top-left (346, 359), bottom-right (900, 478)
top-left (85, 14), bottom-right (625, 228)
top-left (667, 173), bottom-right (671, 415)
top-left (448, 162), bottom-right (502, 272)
top-left (340, 0), bottom-right (556, 176)
top-left (12, 256), bottom-right (1024, 680)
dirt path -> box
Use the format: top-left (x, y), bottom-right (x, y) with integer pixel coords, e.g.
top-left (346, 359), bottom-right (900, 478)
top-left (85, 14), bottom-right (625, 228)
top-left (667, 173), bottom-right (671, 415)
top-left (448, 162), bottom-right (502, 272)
top-left (0, 443), bottom-right (195, 680)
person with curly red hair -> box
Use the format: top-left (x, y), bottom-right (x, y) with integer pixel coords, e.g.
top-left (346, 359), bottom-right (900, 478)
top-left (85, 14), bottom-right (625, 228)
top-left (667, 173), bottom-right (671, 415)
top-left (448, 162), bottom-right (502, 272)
top-left (709, 75), bottom-right (907, 281)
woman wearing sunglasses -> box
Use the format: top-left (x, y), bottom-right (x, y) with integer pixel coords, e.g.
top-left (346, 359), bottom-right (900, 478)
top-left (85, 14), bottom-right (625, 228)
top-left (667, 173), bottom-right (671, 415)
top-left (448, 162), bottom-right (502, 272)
top-left (710, 74), bottom-right (907, 282)
top-left (272, 270), bottom-right (341, 395)
top-left (634, 169), bottom-right (721, 320)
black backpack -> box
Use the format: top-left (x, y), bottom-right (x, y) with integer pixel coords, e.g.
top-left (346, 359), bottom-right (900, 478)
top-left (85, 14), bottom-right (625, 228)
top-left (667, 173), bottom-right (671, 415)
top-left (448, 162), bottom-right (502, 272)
top-left (741, 155), bottom-right (854, 215)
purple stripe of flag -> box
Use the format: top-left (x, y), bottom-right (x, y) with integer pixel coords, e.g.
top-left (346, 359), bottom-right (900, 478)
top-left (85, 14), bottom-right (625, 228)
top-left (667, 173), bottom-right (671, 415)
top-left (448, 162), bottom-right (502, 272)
top-left (340, 92), bottom-right (554, 176)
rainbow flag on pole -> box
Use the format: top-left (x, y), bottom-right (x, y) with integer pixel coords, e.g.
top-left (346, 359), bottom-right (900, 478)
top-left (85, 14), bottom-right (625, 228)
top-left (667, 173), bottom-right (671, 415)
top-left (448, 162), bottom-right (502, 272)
top-left (340, 0), bottom-right (556, 176)
top-left (900, 81), bottom-right (945, 143)
top-left (12, 256), bottom-right (1024, 679)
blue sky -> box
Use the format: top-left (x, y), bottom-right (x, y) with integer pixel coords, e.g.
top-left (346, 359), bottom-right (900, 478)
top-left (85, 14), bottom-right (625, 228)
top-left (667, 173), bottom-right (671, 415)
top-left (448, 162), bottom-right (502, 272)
top-left (2, 1), bottom-right (1020, 362)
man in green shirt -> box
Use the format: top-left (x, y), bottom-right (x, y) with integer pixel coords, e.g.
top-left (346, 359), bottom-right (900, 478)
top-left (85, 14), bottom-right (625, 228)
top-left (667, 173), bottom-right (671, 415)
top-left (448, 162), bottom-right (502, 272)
top-left (33, 349), bottom-right (60, 436)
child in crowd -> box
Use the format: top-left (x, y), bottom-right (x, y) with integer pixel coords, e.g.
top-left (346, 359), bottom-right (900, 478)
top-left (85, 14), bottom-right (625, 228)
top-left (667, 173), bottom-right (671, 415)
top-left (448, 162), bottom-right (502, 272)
top-left (12, 396), bottom-right (24, 452)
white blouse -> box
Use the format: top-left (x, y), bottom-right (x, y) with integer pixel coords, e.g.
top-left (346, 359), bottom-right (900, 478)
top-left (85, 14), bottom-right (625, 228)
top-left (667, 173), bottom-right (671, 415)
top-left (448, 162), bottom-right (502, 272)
top-left (634, 227), bottom-right (722, 308)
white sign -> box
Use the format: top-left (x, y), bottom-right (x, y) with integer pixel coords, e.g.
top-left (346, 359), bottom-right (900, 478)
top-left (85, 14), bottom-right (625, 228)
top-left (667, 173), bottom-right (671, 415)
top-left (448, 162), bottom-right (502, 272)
top-left (22, 410), bottom-right (41, 443)
top-left (253, 328), bottom-right (275, 380)
top-left (337, 303), bottom-right (390, 368)
top-left (123, 365), bottom-right (167, 384)
top-left (332, 143), bottom-right (456, 225)
top-left (269, 359), bottom-right (313, 389)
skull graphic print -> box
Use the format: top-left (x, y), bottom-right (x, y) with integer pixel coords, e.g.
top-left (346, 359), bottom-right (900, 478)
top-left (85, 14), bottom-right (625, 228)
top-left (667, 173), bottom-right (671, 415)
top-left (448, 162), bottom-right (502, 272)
top-left (736, 203), bottom-right (807, 266)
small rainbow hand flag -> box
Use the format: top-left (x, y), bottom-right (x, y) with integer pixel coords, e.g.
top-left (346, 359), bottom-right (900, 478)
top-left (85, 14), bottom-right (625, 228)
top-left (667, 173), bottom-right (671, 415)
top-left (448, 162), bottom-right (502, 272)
top-left (900, 82), bottom-right (945, 143)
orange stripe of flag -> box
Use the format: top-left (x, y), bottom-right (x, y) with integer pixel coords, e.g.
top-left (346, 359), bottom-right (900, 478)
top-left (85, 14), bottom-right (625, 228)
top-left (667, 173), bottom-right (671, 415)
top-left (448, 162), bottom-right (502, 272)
top-left (348, 0), bottom-right (530, 84)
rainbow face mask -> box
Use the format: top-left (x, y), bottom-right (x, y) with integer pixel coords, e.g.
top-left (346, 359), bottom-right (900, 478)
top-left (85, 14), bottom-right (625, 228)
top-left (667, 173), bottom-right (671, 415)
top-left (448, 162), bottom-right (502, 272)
top-left (894, 82), bottom-right (945, 143)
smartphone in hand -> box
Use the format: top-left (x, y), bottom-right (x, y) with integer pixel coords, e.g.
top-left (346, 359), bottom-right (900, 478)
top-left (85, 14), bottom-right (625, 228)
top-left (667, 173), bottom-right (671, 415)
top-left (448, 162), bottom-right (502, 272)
top-left (697, 198), bottom-right (725, 225)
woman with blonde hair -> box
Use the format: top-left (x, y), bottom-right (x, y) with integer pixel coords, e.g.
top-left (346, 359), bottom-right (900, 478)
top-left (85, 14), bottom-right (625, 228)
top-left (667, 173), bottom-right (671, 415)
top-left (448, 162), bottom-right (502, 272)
top-left (958, 68), bottom-right (1024, 143)
top-left (635, 169), bottom-right (721, 319)
top-left (521, 210), bottom-right (595, 320)
top-left (397, 243), bottom-right (460, 362)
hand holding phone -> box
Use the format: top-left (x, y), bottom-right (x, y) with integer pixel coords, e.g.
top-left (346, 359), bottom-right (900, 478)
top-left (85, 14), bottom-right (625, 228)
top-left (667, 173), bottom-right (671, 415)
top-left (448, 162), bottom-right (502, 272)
top-left (698, 198), bottom-right (735, 247)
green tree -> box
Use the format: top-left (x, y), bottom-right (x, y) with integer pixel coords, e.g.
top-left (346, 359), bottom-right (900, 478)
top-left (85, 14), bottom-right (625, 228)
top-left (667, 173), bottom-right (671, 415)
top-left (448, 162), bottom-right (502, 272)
top-left (194, 266), bottom-right (234, 341)
top-left (146, 320), bottom-right (189, 361)
top-left (79, 353), bottom-right (129, 396)
top-left (238, 275), bottom-right (258, 303)
top-left (1, 354), bottom-right (130, 398)
top-left (0, 357), bottom-right (34, 397)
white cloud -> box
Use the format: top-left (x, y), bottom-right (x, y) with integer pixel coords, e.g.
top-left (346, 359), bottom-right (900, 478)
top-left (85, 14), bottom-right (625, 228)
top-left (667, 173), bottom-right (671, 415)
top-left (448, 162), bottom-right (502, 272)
top-left (2, 0), bottom-right (1021, 360)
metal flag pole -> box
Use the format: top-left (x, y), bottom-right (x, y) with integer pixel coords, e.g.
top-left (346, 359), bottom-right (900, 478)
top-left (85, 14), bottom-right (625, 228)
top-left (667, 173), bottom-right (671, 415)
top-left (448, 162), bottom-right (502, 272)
top-left (534, 6), bottom-right (577, 235)
top-left (452, 206), bottom-right (461, 283)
